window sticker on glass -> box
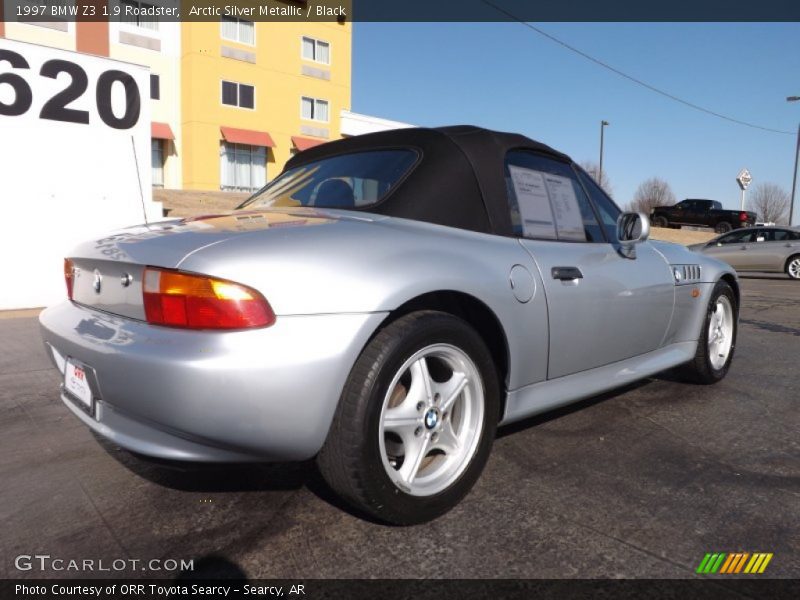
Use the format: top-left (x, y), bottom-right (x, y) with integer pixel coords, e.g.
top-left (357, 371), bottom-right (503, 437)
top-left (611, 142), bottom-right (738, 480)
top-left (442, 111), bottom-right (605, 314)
top-left (508, 165), bottom-right (557, 240)
top-left (542, 173), bottom-right (586, 241)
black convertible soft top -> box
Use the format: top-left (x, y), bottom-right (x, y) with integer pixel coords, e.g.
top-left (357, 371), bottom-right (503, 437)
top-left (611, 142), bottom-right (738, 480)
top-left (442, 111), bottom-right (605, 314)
top-left (282, 125), bottom-right (573, 236)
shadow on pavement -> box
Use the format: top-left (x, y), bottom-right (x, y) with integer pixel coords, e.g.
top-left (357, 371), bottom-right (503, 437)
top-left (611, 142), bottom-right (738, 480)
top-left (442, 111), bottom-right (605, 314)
top-left (94, 432), bottom-right (384, 524)
top-left (738, 274), bottom-right (791, 281)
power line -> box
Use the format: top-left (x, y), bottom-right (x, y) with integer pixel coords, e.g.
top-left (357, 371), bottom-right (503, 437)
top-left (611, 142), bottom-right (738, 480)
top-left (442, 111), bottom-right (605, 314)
top-left (481, 0), bottom-right (795, 135)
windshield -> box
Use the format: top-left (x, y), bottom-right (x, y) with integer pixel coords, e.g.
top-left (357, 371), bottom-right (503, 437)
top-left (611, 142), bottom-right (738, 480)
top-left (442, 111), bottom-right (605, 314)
top-left (239, 149), bottom-right (418, 210)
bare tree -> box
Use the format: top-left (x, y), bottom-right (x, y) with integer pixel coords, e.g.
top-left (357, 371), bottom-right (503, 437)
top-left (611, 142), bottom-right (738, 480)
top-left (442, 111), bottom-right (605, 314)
top-left (629, 177), bottom-right (676, 215)
top-left (748, 183), bottom-right (790, 225)
top-left (579, 161), bottom-right (613, 197)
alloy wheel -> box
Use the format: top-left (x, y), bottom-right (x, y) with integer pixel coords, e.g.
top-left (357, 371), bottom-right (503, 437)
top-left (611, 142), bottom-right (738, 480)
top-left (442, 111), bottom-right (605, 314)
top-left (378, 344), bottom-right (484, 497)
top-left (708, 296), bottom-right (734, 370)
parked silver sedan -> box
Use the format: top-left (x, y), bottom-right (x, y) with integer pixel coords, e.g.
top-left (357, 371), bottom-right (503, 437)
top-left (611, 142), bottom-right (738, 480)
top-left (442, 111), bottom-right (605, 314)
top-left (688, 227), bottom-right (800, 279)
top-left (40, 126), bottom-right (740, 524)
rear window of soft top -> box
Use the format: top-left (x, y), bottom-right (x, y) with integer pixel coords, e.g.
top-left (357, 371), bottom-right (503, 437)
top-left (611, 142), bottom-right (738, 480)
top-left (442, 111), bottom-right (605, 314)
top-left (239, 149), bottom-right (418, 210)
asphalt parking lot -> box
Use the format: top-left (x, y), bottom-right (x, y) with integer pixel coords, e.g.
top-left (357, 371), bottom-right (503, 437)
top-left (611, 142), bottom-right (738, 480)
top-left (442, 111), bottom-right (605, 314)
top-left (1, 275), bottom-right (797, 580)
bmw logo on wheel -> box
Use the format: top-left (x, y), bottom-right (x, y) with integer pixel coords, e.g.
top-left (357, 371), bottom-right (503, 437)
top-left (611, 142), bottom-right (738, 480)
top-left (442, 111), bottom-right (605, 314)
top-left (424, 408), bottom-right (439, 430)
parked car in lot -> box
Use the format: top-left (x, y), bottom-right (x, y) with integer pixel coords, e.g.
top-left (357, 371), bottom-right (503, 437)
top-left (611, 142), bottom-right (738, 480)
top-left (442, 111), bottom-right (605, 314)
top-left (40, 126), bottom-right (740, 524)
top-left (650, 199), bottom-right (757, 233)
top-left (689, 226), bottom-right (800, 279)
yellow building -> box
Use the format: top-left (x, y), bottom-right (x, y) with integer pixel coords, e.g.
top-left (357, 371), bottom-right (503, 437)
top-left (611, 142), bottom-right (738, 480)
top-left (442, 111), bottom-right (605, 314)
top-left (182, 19), bottom-right (351, 191)
top-left (1, 4), bottom-right (352, 193)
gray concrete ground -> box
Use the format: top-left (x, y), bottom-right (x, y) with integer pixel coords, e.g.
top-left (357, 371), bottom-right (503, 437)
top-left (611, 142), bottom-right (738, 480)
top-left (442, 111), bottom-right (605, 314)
top-left (1, 275), bottom-right (797, 580)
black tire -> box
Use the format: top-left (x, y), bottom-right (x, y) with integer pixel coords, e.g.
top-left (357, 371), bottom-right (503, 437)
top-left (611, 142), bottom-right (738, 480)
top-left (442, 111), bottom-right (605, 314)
top-left (785, 254), bottom-right (800, 280)
top-left (653, 216), bottom-right (669, 228)
top-left (715, 221), bottom-right (733, 234)
top-left (317, 310), bottom-right (500, 525)
top-left (678, 280), bottom-right (738, 384)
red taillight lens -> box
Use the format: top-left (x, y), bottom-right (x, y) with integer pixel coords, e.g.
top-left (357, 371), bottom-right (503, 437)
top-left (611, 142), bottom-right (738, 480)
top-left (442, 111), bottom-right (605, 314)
top-left (142, 268), bottom-right (275, 330)
top-left (64, 258), bottom-right (74, 300)
top-left (739, 212), bottom-right (748, 221)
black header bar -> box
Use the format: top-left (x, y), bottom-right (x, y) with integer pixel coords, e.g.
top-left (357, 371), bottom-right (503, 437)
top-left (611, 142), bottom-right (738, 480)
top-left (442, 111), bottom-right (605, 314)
top-left (3, 0), bottom-right (800, 23)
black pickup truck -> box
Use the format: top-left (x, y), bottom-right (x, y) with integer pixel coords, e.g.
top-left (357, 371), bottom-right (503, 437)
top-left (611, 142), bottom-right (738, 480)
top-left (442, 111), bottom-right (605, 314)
top-left (650, 199), bottom-right (756, 234)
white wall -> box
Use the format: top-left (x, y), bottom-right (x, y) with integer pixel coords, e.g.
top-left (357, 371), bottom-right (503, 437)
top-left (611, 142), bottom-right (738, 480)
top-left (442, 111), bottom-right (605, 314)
top-left (0, 38), bottom-right (162, 310)
top-left (109, 19), bottom-right (182, 189)
top-left (340, 109), bottom-right (414, 137)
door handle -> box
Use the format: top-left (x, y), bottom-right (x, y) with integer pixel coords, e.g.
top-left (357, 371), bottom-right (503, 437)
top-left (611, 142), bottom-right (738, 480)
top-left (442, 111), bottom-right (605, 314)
top-left (739, 245), bottom-right (747, 250)
top-left (552, 266), bottom-right (583, 281)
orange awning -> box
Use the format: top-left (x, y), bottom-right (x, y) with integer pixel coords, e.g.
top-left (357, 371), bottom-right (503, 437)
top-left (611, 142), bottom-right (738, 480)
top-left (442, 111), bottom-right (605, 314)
top-left (292, 136), bottom-right (325, 152)
top-left (151, 122), bottom-right (175, 140)
top-left (221, 126), bottom-right (275, 148)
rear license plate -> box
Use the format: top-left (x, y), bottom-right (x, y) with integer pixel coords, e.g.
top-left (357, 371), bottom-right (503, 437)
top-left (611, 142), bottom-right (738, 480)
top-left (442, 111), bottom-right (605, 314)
top-left (65, 359), bottom-right (94, 411)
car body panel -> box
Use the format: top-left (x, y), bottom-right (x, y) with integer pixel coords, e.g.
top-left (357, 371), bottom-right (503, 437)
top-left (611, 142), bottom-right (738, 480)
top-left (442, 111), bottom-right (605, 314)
top-left (40, 126), bottom-right (741, 463)
top-left (689, 227), bottom-right (800, 273)
top-left (136, 210), bottom-right (552, 391)
top-left (41, 301), bottom-right (387, 461)
top-left (503, 341), bottom-right (698, 424)
top-left (518, 239), bottom-right (675, 379)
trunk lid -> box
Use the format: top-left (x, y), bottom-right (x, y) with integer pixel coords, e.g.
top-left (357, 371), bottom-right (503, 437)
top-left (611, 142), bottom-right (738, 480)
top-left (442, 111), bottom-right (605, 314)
top-left (67, 209), bottom-right (349, 319)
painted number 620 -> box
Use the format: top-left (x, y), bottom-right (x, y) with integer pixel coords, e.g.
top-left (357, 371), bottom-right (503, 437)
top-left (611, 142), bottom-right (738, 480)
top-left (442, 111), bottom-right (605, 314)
top-left (0, 49), bottom-right (140, 129)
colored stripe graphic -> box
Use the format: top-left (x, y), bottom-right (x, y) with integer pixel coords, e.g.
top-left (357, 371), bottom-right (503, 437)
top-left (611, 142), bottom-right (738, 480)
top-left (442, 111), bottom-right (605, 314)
top-left (734, 553), bottom-right (749, 573)
top-left (696, 553), bottom-right (712, 574)
top-left (700, 552), bottom-right (772, 574)
top-left (710, 553), bottom-right (726, 573)
top-left (745, 554), bottom-right (761, 573)
top-left (758, 554), bottom-right (773, 573)
top-left (719, 553), bottom-right (736, 574)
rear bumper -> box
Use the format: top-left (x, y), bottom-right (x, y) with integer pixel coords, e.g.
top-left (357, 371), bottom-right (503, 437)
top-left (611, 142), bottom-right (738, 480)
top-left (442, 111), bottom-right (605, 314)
top-left (40, 302), bottom-right (386, 462)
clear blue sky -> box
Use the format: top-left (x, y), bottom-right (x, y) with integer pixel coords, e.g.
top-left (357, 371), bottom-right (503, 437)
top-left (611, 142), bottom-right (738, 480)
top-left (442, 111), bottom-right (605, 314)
top-left (351, 23), bottom-right (800, 210)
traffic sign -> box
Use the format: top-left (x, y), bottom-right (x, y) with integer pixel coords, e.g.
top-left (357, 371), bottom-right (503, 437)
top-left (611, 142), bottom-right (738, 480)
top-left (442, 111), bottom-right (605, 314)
top-left (737, 168), bottom-right (752, 190)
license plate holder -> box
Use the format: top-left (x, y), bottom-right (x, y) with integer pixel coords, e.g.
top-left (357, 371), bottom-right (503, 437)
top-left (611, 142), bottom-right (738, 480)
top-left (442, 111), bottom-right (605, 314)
top-left (64, 358), bottom-right (96, 415)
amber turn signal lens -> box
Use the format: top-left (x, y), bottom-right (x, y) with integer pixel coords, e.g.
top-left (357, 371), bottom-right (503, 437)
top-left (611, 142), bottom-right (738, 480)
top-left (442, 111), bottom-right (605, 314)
top-left (64, 258), bottom-right (75, 300)
top-left (142, 267), bottom-right (275, 330)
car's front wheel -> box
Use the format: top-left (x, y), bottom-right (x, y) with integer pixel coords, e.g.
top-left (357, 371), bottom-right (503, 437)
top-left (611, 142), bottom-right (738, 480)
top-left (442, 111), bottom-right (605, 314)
top-left (785, 254), bottom-right (800, 280)
top-left (317, 310), bottom-right (499, 525)
top-left (679, 280), bottom-right (737, 384)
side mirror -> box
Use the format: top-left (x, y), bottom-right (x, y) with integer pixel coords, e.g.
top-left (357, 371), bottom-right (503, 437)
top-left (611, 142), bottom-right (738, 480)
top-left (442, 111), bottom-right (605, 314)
top-left (616, 212), bottom-right (650, 259)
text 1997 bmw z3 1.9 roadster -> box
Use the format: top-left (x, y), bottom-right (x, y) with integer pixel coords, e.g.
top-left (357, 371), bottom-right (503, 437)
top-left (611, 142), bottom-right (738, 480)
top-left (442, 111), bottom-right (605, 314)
top-left (40, 126), bottom-right (740, 524)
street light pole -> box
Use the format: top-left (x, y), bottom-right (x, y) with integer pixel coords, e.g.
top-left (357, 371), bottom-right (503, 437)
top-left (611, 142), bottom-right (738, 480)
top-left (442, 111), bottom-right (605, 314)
top-left (788, 97), bottom-right (800, 227)
top-left (599, 120), bottom-right (609, 186)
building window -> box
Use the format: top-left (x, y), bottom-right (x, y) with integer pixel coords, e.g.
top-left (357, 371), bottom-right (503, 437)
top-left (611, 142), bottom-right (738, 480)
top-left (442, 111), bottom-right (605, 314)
top-left (302, 37), bottom-right (330, 64)
top-left (220, 143), bottom-right (266, 192)
top-left (151, 139), bottom-right (164, 188)
top-left (150, 74), bottom-right (160, 100)
top-left (301, 97), bottom-right (329, 122)
top-left (221, 81), bottom-right (255, 109)
top-left (221, 16), bottom-right (255, 45)
top-left (120, 1), bottom-right (159, 31)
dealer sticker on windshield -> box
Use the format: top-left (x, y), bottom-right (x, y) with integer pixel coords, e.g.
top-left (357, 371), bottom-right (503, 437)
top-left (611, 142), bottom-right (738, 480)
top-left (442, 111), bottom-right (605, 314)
top-left (65, 360), bottom-right (93, 410)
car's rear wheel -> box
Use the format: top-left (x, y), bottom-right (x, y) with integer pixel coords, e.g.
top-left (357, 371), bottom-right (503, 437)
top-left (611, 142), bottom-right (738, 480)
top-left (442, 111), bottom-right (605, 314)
top-left (715, 222), bottom-right (733, 234)
top-left (679, 280), bottom-right (737, 384)
top-left (653, 216), bottom-right (669, 228)
top-left (317, 310), bottom-right (499, 525)
top-left (785, 255), bottom-right (800, 280)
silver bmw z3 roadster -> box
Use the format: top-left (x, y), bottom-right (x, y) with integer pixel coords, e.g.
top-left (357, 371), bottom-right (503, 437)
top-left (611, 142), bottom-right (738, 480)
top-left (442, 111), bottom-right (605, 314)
top-left (41, 126), bottom-right (740, 524)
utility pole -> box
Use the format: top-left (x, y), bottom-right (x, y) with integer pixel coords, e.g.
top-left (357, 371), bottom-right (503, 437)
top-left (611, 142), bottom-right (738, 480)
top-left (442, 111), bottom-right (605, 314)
top-left (788, 97), bottom-right (799, 226)
top-left (790, 122), bottom-right (799, 226)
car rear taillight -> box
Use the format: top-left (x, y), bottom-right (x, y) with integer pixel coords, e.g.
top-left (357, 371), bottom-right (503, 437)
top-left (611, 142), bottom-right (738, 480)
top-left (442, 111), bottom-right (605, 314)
top-left (142, 267), bottom-right (275, 330)
top-left (64, 258), bottom-right (74, 300)
top-left (739, 212), bottom-right (748, 221)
